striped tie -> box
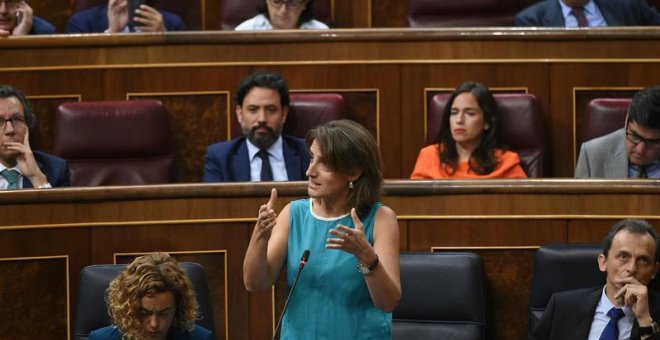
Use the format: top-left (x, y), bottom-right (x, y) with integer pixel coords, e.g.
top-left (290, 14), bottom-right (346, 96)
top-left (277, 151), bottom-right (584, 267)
top-left (1, 169), bottom-right (20, 189)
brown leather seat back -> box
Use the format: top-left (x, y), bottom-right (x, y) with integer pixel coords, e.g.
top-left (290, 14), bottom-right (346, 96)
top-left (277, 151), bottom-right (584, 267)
top-left (581, 98), bottom-right (630, 144)
top-left (53, 100), bottom-right (175, 186)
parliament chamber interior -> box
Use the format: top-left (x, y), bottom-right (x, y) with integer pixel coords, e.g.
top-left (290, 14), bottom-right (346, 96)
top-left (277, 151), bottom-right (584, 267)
top-left (3, 0), bottom-right (660, 339)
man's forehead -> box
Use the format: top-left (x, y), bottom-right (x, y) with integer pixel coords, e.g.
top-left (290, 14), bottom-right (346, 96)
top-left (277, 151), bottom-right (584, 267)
top-left (0, 96), bottom-right (24, 115)
top-left (611, 230), bottom-right (657, 254)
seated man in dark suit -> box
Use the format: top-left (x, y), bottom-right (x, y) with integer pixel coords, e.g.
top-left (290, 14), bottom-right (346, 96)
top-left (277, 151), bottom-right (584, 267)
top-left (65, 0), bottom-right (185, 33)
top-left (0, 84), bottom-right (70, 189)
top-left (516, 0), bottom-right (660, 27)
top-left (0, 0), bottom-right (55, 37)
top-left (576, 86), bottom-right (660, 178)
top-left (204, 71), bottom-right (310, 182)
top-left (532, 219), bottom-right (660, 340)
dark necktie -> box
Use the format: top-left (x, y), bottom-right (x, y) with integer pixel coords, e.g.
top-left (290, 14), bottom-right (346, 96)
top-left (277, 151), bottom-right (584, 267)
top-left (638, 165), bottom-right (649, 179)
top-left (571, 7), bottom-right (588, 27)
top-left (1, 169), bottom-right (20, 190)
top-left (599, 307), bottom-right (624, 340)
top-left (257, 149), bottom-right (273, 181)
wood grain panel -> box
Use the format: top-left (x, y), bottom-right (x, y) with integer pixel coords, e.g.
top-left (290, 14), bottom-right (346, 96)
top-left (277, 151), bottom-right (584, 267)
top-left (0, 256), bottom-right (69, 339)
top-left (433, 247), bottom-right (537, 340)
top-left (408, 220), bottom-right (566, 250)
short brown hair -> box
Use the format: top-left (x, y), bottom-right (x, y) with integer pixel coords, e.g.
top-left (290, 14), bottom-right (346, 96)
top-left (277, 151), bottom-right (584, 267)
top-left (305, 119), bottom-right (383, 216)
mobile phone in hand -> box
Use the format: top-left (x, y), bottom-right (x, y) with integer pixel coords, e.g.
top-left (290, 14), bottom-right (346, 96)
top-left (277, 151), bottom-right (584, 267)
top-left (16, 11), bottom-right (23, 26)
top-left (127, 0), bottom-right (147, 31)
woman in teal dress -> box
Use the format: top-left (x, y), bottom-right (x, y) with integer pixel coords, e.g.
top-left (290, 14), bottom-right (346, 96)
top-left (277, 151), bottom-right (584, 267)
top-left (243, 119), bottom-right (401, 339)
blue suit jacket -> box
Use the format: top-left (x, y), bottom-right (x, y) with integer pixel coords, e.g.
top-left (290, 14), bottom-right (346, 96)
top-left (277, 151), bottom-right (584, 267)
top-left (89, 325), bottom-right (212, 340)
top-left (65, 4), bottom-right (186, 33)
top-left (203, 135), bottom-right (309, 182)
top-left (30, 16), bottom-right (55, 34)
top-left (515, 0), bottom-right (660, 26)
top-left (21, 151), bottom-right (71, 188)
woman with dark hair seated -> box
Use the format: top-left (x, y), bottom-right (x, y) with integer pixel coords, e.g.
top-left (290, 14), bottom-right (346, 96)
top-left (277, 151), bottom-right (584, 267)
top-left (235, 0), bottom-right (328, 30)
top-left (411, 81), bottom-right (528, 179)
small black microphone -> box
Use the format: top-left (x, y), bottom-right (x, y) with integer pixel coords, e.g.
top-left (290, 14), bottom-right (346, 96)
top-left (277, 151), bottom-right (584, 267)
top-left (272, 249), bottom-right (310, 340)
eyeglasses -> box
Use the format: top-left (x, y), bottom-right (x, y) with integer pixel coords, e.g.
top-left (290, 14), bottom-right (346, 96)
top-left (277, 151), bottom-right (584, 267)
top-left (625, 129), bottom-right (660, 149)
top-left (0, 0), bottom-right (20, 8)
top-left (268, 0), bottom-right (306, 8)
top-left (0, 117), bottom-right (26, 130)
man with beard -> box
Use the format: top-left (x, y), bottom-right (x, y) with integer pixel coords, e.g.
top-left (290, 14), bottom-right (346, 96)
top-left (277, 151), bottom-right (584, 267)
top-left (203, 71), bottom-right (310, 182)
top-left (0, 84), bottom-right (70, 189)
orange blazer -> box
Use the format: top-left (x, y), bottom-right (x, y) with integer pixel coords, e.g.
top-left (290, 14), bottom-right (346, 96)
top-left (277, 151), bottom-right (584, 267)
top-left (410, 144), bottom-right (528, 179)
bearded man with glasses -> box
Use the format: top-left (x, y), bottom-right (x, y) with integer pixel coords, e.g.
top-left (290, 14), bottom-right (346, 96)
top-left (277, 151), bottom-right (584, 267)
top-left (0, 85), bottom-right (69, 190)
top-left (577, 86), bottom-right (660, 178)
top-left (235, 0), bottom-right (328, 30)
top-left (0, 0), bottom-right (55, 37)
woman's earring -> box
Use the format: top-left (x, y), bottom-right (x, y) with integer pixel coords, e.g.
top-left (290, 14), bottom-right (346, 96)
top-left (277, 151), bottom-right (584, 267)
top-left (349, 181), bottom-right (354, 190)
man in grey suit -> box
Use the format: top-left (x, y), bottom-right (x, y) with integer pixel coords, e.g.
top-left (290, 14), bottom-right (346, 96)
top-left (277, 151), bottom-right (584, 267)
top-left (576, 86), bottom-right (660, 178)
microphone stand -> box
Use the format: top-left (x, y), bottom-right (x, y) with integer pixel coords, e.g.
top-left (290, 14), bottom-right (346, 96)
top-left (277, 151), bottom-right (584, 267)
top-left (272, 250), bottom-right (310, 340)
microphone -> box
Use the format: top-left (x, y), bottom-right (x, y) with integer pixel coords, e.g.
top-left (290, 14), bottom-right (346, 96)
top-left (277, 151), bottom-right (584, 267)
top-left (272, 249), bottom-right (310, 340)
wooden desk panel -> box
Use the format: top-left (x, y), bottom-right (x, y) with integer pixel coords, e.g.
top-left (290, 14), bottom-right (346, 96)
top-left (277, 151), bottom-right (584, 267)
top-left (1, 180), bottom-right (660, 339)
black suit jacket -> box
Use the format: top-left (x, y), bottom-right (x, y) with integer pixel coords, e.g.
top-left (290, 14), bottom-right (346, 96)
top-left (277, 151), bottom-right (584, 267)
top-left (203, 135), bottom-right (309, 182)
top-left (515, 0), bottom-right (660, 26)
top-left (20, 151), bottom-right (71, 188)
top-left (531, 286), bottom-right (660, 340)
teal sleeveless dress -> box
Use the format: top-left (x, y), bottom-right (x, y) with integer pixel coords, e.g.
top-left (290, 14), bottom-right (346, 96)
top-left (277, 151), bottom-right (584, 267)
top-left (281, 198), bottom-right (391, 340)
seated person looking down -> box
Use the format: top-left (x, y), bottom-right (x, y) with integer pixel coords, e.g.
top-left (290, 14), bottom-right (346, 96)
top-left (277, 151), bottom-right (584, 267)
top-left (235, 0), bottom-right (328, 30)
top-left (204, 71), bottom-right (310, 182)
top-left (515, 0), bottom-right (660, 27)
top-left (0, 0), bottom-right (55, 37)
top-left (531, 219), bottom-right (660, 340)
top-left (66, 0), bottom-right (185, 33)
top-left (0, 84), bottom-right (69, 189)
top-left (89, 252), bottom-right (212, 340)
top-left (410, 81), bottom-right (527, 179)
top-left (576, 86), bottom-right (660, 178)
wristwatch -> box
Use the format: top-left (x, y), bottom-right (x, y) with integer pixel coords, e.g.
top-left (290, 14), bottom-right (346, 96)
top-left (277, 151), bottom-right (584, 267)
top-left (640, 321), bottom-right (660, 337)
top-left (357, 255), bottom-right (379, 275)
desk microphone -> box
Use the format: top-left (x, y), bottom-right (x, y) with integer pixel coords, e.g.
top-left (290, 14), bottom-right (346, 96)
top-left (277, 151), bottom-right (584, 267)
top-left (272, 249), bottom-right (310, 340)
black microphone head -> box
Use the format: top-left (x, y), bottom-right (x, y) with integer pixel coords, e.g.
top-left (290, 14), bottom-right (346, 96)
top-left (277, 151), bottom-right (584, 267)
top-left (299, 250), bottom-right (310, 269)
